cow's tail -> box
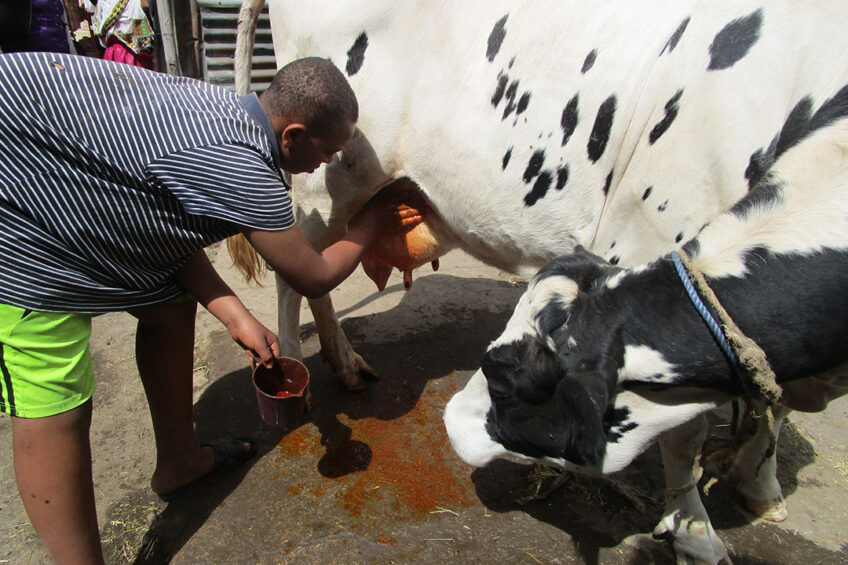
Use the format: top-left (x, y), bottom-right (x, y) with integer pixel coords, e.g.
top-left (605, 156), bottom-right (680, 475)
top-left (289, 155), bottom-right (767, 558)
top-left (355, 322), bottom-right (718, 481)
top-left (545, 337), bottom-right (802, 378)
top-left (227, 229), bottom-right (266, 285)
top-left (234, 0), bottom-right (265, 96)
top-left (228, 0), bottom-right (268, 284)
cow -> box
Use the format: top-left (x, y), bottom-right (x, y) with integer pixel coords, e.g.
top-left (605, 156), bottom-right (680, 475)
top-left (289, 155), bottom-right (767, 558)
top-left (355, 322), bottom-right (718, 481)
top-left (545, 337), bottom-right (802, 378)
top-left (445, 105), bottom-right (848, 562)
top-left (232, 1), bottom-right (848, 561)
top-left (231, 0), bottom-right (840, 390)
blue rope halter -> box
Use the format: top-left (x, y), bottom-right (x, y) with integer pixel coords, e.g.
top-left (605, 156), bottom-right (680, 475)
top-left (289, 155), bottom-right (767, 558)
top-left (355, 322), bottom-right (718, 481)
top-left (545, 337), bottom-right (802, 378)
top-left (670, 251), bottom-right (755, 396)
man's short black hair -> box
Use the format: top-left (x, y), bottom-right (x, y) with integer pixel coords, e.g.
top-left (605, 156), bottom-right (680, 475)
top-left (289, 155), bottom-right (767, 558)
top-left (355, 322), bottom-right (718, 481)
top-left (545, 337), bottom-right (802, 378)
top-left (261, 57), bottom-right (358, 137)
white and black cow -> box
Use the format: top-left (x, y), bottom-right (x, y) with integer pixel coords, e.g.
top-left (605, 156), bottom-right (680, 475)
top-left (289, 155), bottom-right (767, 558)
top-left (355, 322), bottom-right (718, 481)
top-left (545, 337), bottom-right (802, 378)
top-left (446, 103), bottom-right (848, 562)
top-left (233, 0), bottom-right (848, 390)
top-left (233, 2), bottom-right (848, 561)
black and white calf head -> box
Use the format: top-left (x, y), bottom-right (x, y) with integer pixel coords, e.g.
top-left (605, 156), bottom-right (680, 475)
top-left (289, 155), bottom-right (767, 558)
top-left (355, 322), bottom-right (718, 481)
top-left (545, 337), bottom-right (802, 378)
top-left (480, 249), bottom-right (624, 467)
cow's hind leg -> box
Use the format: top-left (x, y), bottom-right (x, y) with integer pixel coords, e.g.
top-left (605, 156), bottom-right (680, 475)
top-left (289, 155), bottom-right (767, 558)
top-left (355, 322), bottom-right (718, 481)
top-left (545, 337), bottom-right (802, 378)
top-left (732, 401), bottom-right (791, 522)
top-left (275, 274), bottom-right (376, 392)
top-left (308, 293), bottom-right (377, 391)
top-left (654, 415), bottom-right (730, 565)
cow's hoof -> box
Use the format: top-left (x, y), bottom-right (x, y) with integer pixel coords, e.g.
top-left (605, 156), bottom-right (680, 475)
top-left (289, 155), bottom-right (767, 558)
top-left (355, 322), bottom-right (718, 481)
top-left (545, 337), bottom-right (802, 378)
top-left (337, 371), bottom-right (366, 392)
top-left (336, 352), bottom-right (380, 391)
top-left (653, 518), bottom-right (731, 565)
top-left (353, 351), bottom-right (379, 381)
top-left (744, 494), bottom-right (787, 522)
top-left (333, 351), bottom-right (380, 392)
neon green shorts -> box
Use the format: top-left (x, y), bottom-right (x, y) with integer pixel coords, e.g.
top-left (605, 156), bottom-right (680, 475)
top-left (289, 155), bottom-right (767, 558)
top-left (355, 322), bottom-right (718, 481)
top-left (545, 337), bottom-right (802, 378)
top-left (0, 303), bottom-right (94, 418)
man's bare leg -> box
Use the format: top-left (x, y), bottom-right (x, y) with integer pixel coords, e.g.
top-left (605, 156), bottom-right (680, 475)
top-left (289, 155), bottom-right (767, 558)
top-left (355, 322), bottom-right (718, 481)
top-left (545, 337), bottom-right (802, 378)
top-left (12, 400), bottom-right (105, 565)
top-left (130, 300), bottom-right (250, 496)
top-left (131, 300), bottom-right (214, 495)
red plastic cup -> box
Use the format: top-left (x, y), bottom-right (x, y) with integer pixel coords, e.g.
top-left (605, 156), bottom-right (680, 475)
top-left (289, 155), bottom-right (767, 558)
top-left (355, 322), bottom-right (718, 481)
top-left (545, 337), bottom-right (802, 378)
top-left (252, 357), bottom-right (310, 427)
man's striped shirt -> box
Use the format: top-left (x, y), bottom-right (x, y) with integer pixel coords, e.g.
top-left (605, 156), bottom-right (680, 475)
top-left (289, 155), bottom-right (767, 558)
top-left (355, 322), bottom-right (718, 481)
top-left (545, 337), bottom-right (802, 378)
top-left (0, 52), bottom-right (294, 313)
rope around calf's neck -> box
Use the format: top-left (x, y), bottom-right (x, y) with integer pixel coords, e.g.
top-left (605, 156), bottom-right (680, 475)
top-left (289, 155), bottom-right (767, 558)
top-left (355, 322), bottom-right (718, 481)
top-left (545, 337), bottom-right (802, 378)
top-left (670, 250), bottom-right (782, 406)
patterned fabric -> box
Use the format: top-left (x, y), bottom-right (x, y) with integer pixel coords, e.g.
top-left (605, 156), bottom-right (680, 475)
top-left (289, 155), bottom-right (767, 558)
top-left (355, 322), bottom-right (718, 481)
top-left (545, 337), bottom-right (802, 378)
top-left (102, 39), bottom-right (153, 69)
top-left (0, 52), bottom-right (293, 313)
top-left (83, 0), bottom-right (154, 53)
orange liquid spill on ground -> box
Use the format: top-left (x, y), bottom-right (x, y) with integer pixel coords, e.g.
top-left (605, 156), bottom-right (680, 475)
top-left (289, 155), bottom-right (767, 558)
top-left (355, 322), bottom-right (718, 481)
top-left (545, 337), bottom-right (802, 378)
top-left (276, 380), bottom-right (475, 519)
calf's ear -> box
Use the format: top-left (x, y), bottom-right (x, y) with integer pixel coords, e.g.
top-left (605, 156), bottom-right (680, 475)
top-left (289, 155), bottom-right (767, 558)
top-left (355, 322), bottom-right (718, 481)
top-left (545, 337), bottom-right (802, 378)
top-left (481, 343), bottom-right (520, 395)
top-left (554, 373), bottom-right (609, 466)
top-left (539, 247), bottom-right (613, 293)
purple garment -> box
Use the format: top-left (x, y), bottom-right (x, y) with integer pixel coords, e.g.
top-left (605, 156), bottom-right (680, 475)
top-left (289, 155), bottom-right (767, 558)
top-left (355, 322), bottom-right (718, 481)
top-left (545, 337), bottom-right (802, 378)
top-left (27, 0), bottom-right (71, 53)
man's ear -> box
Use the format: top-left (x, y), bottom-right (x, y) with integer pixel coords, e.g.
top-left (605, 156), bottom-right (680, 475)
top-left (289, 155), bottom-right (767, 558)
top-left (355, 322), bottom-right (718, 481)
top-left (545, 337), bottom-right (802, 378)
top-left (280, 123), bottom-right (307, 150)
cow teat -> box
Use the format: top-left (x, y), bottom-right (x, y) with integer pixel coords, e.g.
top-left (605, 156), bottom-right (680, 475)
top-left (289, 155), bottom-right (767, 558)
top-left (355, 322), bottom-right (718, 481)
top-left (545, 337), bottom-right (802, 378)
top-left (360, 180), bottom-right (454, 291)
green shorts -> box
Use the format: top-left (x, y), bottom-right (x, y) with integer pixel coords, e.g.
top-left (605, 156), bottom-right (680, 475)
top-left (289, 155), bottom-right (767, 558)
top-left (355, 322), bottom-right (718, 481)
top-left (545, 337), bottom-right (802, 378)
top-left (0, 303), bottom-right (94, 418)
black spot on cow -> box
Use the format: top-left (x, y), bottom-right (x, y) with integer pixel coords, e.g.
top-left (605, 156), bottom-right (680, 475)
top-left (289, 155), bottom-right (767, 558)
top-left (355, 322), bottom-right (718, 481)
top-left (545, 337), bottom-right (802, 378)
top-left (776, 96), bottom-right (815, 150)
top-left (524, 171), bottom-right (553, 206)
top-left (556, 165), bottom-right (569, 190)
top-left (682, 239), bottom-right (701, 258)
top-left (660, 17), bottom-right (690, 56)
top-left (491, 72), bottom-right (508, 107)
top-left (658, 199), bottom-right (669, 212)
top-left (508, 56), bottom-right (515, 69)
top-left (649, 89), bottom-right (684, 144)
top-left (561, 94), bottom-right (579, 147)
top-left (502, 147), bottom-right (513, 170)
top-left (603, 169), bottom-right (613, 196)
top-left (502, 80), bottom-right (520, 119)
top-left (516, 91), bottom-right (531, 115)
top-left (487, 14), bottom-right (509, 62)
top-left (778, 86), bottom-right (848, 162)
top-left (745, 134), bottom-right (779, 189)
top-left (605, 407), bottom-right (637, 442)
top-left (707, 9), bottom-right (762, 71)
top-left (609, 241), bottom-right (616, 249)
top-left (746, 85), bottom-right (848, 189)
top-left (345, 33), bottom-right (368, 76)
top-left (609, 255), bottom-right (620, 266)
top-left (675, 232), bottom-right (684, 243)
top-left (642, 186), bottom-right (653, 200)
top-left (731, 178), bottom-right (783, 219)
top-left (523, 149), bottom-right (545, 183)
top-left (581, 49), bottom-right (597, 73)
top-left (588, 95), bottom-right (617, 162)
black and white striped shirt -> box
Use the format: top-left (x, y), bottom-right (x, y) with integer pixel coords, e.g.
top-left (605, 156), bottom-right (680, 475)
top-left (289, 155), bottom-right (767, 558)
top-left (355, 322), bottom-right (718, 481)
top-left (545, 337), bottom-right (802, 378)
top-left (0, 52), bottom-right (294, 313)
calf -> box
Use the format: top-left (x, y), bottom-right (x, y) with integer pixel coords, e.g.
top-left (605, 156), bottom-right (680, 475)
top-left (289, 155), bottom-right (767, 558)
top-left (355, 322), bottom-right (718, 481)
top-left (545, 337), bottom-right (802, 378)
top-left (445, 102), bottom-right (848, 562)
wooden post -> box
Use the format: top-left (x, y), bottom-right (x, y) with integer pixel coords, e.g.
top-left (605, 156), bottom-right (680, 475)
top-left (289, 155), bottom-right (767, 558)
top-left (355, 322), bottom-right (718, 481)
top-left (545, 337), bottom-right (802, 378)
top-left (153, 0), bottom-right (180, 75)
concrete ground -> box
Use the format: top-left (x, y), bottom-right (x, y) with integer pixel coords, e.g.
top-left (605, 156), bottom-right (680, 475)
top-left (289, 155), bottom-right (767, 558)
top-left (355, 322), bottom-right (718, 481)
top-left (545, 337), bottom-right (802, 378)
top-left (1, 246), bottom-right (846, 564)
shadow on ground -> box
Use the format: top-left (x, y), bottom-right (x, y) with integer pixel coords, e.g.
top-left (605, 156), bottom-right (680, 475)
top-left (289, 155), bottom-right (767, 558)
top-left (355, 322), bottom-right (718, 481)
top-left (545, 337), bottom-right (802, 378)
top-left (90, 273), bottom-right (846, 564)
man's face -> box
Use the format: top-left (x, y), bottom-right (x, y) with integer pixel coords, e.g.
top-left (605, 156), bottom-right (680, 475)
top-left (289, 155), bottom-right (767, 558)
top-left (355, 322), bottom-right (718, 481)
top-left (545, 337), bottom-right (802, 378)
top-left (280, 120), bottom-right (355, 174)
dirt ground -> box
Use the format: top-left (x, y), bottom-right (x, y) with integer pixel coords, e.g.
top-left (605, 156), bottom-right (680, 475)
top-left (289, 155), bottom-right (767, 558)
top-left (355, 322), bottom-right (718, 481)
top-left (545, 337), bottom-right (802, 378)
top-left (1, 247), bottom-right (846, 565)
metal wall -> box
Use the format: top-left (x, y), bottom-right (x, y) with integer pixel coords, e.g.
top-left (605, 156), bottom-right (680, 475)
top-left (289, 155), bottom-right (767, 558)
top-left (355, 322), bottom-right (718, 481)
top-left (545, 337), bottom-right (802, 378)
top-left (196, 0), bottom-right (277, 93)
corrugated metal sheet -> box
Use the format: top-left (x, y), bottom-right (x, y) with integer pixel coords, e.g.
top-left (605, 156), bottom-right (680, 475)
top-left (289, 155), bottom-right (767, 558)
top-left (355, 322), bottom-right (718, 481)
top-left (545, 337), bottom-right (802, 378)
top-left (197, 0), bottom-right (276, 93)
